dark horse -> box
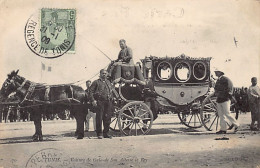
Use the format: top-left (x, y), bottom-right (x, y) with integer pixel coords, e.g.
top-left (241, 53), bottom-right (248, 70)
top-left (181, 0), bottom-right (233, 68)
top-left (0, 70), bottom-right (87, 140)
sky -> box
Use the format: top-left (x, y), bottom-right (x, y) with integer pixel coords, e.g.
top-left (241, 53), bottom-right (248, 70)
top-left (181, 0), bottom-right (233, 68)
top-left (0, 0), bottom-right (259, 89)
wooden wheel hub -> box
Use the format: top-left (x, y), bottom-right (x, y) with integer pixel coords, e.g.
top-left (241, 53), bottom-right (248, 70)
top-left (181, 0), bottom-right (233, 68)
top-left (133, 117), bottom-right (141, 123)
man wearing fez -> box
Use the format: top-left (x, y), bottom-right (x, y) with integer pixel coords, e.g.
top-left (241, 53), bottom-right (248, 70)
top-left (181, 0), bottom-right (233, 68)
top-left (248, 77), bottom-right (260, 131)
top-left (214, 68), bottom-right (239, 134)
top-left (89, 69), bottom-right (113, 139)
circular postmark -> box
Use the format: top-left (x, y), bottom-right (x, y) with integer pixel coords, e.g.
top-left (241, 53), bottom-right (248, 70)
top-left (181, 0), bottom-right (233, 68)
top-left (25, 8), bottom-right (76, 59)
top-left (25, 148), bottom-right (74, 168)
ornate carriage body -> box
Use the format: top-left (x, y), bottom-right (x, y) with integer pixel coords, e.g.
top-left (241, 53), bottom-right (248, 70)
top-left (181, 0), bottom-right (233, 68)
top-left (143, 54), bottom-right (212, 106)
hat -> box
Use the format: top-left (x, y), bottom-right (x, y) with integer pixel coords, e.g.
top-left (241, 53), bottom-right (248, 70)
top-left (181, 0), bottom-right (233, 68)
top-left (213, 66), bottom-right (225, 73)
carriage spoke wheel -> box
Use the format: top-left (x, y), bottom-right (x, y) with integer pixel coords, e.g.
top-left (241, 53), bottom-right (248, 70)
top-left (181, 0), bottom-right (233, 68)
top-left (118, 101), bottom-right (153, 136)
top-left (178, 112), bottom-right (203, 129)
top-left (200, 93), bottom-right (239, 131)
top-left (110, 107), bottom-right (120, 132)
top-left (200, 94), bottom-right (219, 131)
top-left (177, 104), bottom-right (203, 129)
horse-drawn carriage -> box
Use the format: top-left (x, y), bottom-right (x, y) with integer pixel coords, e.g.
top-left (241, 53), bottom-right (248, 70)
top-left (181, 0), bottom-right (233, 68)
top-left (0, 54), bottom-right (238, 140)
top-left (108, 54), bottom-right (238, 135)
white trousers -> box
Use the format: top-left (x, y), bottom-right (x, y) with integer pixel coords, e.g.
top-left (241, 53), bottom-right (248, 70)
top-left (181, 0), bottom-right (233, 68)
top-left (85, 110), bottom-right (96, 131)
top-left (217, 100), bottom-right (239, 131)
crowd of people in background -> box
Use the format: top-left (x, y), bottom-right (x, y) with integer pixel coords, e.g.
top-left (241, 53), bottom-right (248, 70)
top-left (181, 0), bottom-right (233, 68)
top-left (233, 87), bottom-right (250, 113)
top-left (0, 106), bottom-right (73, 123)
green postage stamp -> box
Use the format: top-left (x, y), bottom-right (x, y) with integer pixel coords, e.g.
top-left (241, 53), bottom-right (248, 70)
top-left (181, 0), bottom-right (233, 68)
top-left (25, 8), bottom-right (76, 58)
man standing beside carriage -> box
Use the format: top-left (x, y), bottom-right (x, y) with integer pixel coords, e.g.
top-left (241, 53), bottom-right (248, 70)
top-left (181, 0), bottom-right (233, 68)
top-left (248, 77), bottom-right (260, 131)
top-left (214, 68), bottom-right (240, 134)
top-left (89, 69), bottom-right (114, 139)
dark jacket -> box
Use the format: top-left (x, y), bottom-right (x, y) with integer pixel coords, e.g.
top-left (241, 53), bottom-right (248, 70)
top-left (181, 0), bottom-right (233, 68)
top-left (215, 75), bottom-right (233, 103)
top-left (89, 78), bottom-right (114, 102)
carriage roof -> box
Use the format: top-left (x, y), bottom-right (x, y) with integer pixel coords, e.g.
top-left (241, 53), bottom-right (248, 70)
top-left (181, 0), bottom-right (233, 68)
top-left (142, 54), bottom-right (212, 62)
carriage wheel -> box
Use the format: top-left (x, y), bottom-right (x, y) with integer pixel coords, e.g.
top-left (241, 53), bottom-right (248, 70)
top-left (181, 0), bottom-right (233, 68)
top-left (177, 109), bottom-right (203, 129)
top-left (200, 93), bottom-right (238, 131)
top-left (118, 101), bottom-right (153, 136)
top-left (110, 107), bottom-right (120, 132)
top-left (177, 98), bottom-right (204, 129)
top-left (200, 94), bottom-right (218, 131)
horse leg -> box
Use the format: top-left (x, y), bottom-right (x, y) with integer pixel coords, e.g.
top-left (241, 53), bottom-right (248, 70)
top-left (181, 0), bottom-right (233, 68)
top-left (73, 106), bottom-right (86, 139)
top-left (33, 119), bottom-right (43, 141)
top-left (31, 107), bottom-right (43, 141)
top-left (0, 105), bottom-right (2, 123)
top-left (69, 108), bottom-right (79, 136)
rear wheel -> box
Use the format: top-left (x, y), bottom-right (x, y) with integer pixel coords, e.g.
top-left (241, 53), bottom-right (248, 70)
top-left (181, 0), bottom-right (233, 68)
top-left (177, 99), bottom-right (203, 128)
top-left (178, 110), bottom-right (203, 129)
top-left (200, 93), bottom-right (238, 131)
top-left (118, 101), bottom-right (153, 136)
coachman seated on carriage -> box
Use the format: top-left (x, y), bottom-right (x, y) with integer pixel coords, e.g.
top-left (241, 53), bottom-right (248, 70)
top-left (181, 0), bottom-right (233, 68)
top-left (108, 39), bottom-right (134, 78)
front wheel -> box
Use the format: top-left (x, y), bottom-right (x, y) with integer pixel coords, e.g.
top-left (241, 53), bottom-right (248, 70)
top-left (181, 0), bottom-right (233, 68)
top-left (118, 101), bottom-right (153, 136)
top-left (110, 107), bottom-right (120, 132)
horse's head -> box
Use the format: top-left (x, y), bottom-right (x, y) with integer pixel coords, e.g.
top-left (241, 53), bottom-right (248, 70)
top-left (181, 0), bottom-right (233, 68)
top-left (0, 70), bottom-right (22, 98)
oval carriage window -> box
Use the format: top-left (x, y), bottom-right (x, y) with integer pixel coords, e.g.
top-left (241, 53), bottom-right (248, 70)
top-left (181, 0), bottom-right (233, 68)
top-left (174, 62), bottom-right (191, 82)
top-left (157, 62), bottom-right (173, 80)
top-left (193, 62), bottom-right (207, 80)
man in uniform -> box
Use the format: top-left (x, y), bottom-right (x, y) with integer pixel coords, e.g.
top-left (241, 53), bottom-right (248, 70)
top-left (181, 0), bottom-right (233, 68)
top-left (214, 68), bottom-right (239, 134)
top-left (85, 80), bottom-right (96, 132)
top-left (89, 69), bottom-right (113, 139)
top-left (248, 77), bottom-right (260, 130)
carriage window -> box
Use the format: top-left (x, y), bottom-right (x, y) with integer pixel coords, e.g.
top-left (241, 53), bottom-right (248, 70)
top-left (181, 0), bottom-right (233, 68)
top-left (157, 62), bottom-right (173, 80)
top-left (193, 62), bottom-right (207, 80)
top-left (174, 62), bottom-right (191, 82)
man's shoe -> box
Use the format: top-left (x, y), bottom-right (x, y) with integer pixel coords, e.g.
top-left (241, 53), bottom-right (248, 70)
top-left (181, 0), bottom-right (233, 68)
top-left (216, 130), bottom-right (227, 134)
top-left (84, 130), bottom-right (89, 132)
top-left (98, 136), bottom-right (103, 139)
top-left (77, 136), bottom-right (84, 139)
top-left (228, 124), bottom-right (234, 130)
top-left (103, 134), bottom-right (112, 139)
top-left (234, 126), bottom-right (239, 133)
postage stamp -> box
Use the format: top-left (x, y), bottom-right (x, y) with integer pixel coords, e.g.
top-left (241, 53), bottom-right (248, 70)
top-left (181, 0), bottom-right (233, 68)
top-left (25, 8), bottom-right (76, 59)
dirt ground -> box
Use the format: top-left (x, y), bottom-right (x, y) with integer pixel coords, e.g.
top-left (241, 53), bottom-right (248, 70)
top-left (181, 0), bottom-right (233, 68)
top-left (0, 113), bottom-right (259, 168)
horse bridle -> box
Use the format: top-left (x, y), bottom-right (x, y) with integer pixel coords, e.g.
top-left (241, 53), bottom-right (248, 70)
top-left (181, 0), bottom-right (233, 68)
top-left (6, 76), bottom-right (36, 104)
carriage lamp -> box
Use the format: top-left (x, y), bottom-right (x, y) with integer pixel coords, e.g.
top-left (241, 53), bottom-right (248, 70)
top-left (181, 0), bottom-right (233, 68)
top-left (180, 92), bottom-right (185, 97)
